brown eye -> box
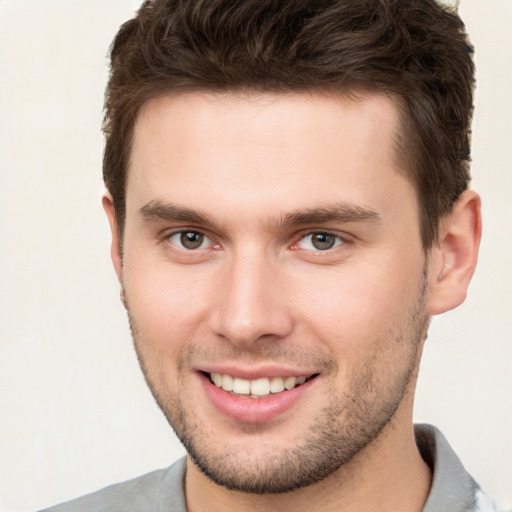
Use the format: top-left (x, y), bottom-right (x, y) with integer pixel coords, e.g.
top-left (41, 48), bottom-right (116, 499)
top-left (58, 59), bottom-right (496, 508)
top-left (311, 233), bottom-right (336, 250)
top-left (297, 232), bottom-right (344, 251)
top-left (169, 231), bottom-right (208, 250)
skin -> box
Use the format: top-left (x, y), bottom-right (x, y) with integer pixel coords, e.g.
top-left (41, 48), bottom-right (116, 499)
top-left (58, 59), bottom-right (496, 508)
top-left (104, 91), bottom-right (481, 512)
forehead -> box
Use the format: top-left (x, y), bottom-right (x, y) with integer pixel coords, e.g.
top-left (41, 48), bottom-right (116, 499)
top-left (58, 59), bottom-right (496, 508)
top-left (132, 90), bottom-right (401, 164)
top-left (126, 90), bottom-right (416, 226)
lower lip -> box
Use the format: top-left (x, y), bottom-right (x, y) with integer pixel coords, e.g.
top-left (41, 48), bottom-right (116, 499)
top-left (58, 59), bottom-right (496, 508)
top-left (200, 374), bottom-right (316, 424)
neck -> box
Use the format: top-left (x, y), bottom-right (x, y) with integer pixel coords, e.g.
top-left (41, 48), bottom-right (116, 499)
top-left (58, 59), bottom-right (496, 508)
top-left (184, 415), bottom-right (431, 512)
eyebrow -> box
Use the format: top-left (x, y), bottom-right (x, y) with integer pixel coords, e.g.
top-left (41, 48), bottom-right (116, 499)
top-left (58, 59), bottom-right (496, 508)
top-left (139, 200), bottom-right (381, 229)
top-left (139, 200), bottom-right (216, 228)
top-left (278, 203), bottom-right (381, 228)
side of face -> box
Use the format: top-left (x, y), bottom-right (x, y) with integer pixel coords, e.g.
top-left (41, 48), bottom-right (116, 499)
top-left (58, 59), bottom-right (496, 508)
top-left (103, 91), bottom-right (480, 493)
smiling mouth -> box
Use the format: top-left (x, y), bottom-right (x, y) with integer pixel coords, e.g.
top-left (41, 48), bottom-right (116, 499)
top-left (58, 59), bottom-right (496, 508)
top-left (207, 372), bottom-right (318, 398)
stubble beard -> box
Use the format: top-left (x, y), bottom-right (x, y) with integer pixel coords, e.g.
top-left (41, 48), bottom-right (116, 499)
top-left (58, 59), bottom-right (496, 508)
top-left (126, 277), bottom-right (429, 495)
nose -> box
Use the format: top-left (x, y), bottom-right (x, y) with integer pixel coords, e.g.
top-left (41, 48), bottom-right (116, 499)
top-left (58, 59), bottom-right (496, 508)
top-left (209, 250), bottom-right (294, 347)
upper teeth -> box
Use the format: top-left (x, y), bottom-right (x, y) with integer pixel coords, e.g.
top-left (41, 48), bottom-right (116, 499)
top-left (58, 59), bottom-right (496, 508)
top-left (210, 373), bottom-right (307, 396)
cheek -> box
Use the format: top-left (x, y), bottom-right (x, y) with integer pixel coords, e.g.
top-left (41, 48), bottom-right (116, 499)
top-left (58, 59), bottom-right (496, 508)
top-left (122, 257), bottom-right (213, 354)
top-left (290, 254), bottom-right (425, 345)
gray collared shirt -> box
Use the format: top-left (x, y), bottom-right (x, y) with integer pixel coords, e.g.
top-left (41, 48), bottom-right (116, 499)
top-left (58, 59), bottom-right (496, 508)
top-left (40, 424), bottom-right (503, 512)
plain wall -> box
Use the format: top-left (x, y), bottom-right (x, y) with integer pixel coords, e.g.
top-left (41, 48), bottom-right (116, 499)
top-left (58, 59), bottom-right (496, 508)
top-left (0, 1), bottom-right (511, 510)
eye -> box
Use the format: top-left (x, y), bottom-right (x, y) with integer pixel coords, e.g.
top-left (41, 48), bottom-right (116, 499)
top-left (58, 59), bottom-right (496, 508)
top-left (297, 232), bottom-right (345, 251)
top-left (168, 230), bottom-right (211, 250)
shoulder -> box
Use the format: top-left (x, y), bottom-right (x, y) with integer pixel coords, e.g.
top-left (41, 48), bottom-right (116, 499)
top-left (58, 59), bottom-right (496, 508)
top-left (416, 424), bottom-right (506, 512)
top-left (474, 489), bottom-right (510, 512)
top-left (39, 457), bottom-right (187, 512)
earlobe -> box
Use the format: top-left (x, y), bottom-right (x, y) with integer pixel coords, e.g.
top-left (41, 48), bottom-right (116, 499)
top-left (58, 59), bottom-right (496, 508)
top-left (428, 190), bottom-right (482, 315)
top-left (102, 193), bottom-right (124, 285)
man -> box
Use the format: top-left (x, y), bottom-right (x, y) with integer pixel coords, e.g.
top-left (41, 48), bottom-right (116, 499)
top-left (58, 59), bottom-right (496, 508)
top-left (42, 0), bottom-right (501, 510)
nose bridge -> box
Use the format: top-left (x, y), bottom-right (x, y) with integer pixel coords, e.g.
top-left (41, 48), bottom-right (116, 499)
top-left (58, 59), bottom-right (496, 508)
top-left (210, 245), bottom-right (293, 346)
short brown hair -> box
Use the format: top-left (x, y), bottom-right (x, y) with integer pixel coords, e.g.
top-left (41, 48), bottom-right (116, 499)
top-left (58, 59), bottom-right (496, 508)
top-left (103, 0), bottom-right (475, 249)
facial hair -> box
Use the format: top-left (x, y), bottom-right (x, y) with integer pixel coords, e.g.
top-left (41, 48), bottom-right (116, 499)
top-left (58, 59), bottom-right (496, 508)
top-left (126, 273), bottom-right (429, 494)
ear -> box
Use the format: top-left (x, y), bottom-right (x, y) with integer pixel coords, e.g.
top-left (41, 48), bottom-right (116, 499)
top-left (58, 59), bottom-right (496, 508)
top-left (102, 193), bottom-right (123, 285)
top-left (427, 190), bottom-right (482, 315)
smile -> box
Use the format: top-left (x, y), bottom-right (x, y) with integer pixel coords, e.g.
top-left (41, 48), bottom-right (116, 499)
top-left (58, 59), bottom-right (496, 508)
top-left (209, 373), bottom-right (314, 398)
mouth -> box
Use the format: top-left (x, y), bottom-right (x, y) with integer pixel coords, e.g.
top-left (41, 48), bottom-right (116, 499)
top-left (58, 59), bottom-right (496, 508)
top-left (206, 372), bottom-right (318, 398)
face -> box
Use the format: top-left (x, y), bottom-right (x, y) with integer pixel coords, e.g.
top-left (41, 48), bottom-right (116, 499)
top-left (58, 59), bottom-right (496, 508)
top-left (112, 91), bottom-right (431, 493)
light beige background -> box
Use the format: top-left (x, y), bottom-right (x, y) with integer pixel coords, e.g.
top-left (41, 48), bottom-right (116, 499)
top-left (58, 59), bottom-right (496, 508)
top-left (0, 1), bottom-right (511, 510)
